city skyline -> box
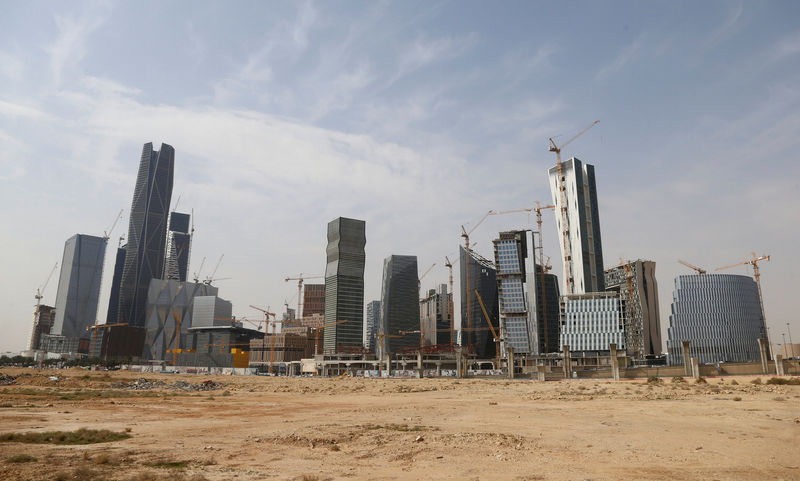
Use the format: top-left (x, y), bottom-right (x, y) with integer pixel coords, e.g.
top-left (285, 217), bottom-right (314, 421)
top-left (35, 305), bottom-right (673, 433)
top-left (2, 1), bottom-right (800, 353)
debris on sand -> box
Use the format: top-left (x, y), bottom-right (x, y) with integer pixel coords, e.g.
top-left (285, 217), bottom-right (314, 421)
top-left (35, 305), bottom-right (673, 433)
top-left (0, 374), bottom-right (16, 386)
top-left (111, 378), bottom-right (224, 391)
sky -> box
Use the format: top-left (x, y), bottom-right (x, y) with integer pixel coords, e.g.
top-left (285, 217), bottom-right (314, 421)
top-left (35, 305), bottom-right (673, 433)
top-left (1, 0), bottom-right (799, 354)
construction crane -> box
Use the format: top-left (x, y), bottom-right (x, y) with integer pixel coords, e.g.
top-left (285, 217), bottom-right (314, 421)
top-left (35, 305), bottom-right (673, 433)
top-left (444, 256), bottom-right (455, 345)
top-left (284, 274), bottom-right (324, 323)
top-left (460, 207), bottom-right (535, 349)
top-left (716, 252), bottom-right (772, 351)
top-left (192, 256), bottom-right (207, 283)
top-left (34, 262), bottom-right (58, 312)
top-left (678, 259), bottom-right (707, 275)
top-left (204, 254), bottom-right (224, 285)
top-left (548, 120), bottom-right (600, 294)
top-left (474, 289), bottom-right (503, 370)
top-left (251, 304), bottom-right (292, 374)
top-left (103, 209), bottom-right (123, 240)
top-left (417, 263), bottom-right (436, 347)
top-left (310, 319), bottom-right (348, 354)
top-left (533, 201), bottom-right (555, 352)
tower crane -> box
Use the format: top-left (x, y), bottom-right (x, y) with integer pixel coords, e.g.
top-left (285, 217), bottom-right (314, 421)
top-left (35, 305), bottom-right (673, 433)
top-left (311, 319), bottom-right (348, 355)
top-left (284, 273), bottom-right (324, 324)
top-left (86, 322), bottom-right (128, 359)
top-left (460, 207), bottom-right (535, 349)
top-left (251, 304), bottom-right (292, 374)
top-left (103, 209), bottom-right (123, 240)
top-left (444, 256), bottom-right (455, 345)
top-left (204, 254), bottom-right (224, 285)
top-left (192, 256), bottom-right (206, 283)
top-left (716, 252), bottom-right (771, 352)
top-left (474, 289), bottom-right (503, 371)
top-left (678, 259), bottom-right (707, 275)
top-left (31, 262), bottom-right (58, 349)
top-left (548, 120), bottom-right (600, 294)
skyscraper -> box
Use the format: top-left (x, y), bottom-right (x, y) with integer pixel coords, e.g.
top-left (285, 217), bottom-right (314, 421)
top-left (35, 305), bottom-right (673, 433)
top-left (29, 305), bottom-right (55, 351)
top-left (365, 300), bottom-right (380, 353)
top-left (164, 212), bottom-right (191, 281)
top-left (105, 244), bottom-right (126, 323)
top-left (533, 264), bottom-right (561, 354)
top-left (420, 284), bottom-right (452, 346)
top-left (51, 234), bottom-right (107, 341)
top-left (548, 157), bottom-right (605, 294)
top-left (493, 230), bottom-right (533, 354)
top-left (460, 246), bottom-right (499, 358)
top-left (378, 255), bottom-right (419, 358)
top-left (667, 274), bottom-right (763, 364)
top-left (118, 142), bottom-right (174, 327)
top-left (323, 217), bottom-right (365, 353)
top-left (604, 260), bottom-right (662, 358)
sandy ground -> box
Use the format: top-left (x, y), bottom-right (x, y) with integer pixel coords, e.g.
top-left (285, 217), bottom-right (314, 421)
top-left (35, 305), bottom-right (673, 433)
top-left (0, 368), bottom-right (798, 481)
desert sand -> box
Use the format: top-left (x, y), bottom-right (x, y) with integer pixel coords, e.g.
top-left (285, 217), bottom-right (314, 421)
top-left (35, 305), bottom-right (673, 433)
top-left (0, 368), bottom-right (798, 481)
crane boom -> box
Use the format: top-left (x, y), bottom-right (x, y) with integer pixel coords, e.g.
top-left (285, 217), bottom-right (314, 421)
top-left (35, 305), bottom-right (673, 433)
top-left (678, 259), bottom-right (707, 275)
top-left (284, 273), bottom-right (324, 323)
top-left (104, 209), bottom-right (123, 240)
top-left (474, 289), bottom-right (503, 370)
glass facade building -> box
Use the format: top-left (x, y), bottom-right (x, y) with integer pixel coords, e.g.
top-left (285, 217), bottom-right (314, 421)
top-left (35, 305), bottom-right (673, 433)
top-left (118, 142), bottom-right (174, 328)
top-left (52, 234), bottom-right (107, 341)
top-left (365, 300), bottom-right (380, 353)
top-left (548, 157), bottom-right (605, 294)
top-left (460, 246), bottom-right (499, 358)
top-left (379, 255), bottom-right (419, 358)
top-left (560, 292), bottom-right (625, 352)
top-left (494, 231), bottom-right (532, 354)
top-left (666, 274), bottom-right (763, 364)
top-left (164, 212), bottom-right (191, 281)
top-left (323, 217), bottom-right (366, 353)
top-left (105, 245), bottom-right (126, 323)
top-left (419, 284), bottom-right (452, 346)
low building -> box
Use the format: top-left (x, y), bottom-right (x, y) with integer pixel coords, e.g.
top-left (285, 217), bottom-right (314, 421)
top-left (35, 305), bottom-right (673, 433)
top-left (177, 325), bottom-right (264, 368)
top-left (192, 296), bottom-right (233, 328)
top-left (560, 292), bottom-right (625, 353)
top-left (419, 285), bottom-right (452, 346)
top-left (29, 305), bottom-right (56, 352)
top-left (250, 333), bottom-right (308, 368)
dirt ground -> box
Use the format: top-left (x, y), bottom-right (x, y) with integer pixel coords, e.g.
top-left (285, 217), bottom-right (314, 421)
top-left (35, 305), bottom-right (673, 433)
top-left (0, 368), bottom-right (798, 481)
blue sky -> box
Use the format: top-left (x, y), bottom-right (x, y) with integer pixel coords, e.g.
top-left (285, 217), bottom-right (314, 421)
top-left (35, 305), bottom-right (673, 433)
top-left (1, 0), bottom-right (799, 353)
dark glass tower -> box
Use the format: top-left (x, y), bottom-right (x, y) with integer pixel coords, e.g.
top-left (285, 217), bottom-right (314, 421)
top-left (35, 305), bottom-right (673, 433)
top-left (534, 264), bottom-right (561, 354)
top-left (117, 143), bottom-right (174, 327)
top-left (378, 255), bottom-right (419, 357)
top-left (105, 245), bottom-right (126, 323)
top-left (460, 246), bottom-right (499, 358)
top-left (323, 217), bottom-right (366, 353)
top-left (52, 234), bottom-right (107, 340)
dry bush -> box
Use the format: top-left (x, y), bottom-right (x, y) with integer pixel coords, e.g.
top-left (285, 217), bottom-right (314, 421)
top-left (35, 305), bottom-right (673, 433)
top-left (751, 378), bottom-right (762, 385)
top-left (695, 377), bottom-right (707, 385)
top-left (766, 377), bottom-right (800, 385)
top-left (670, 376), bottom-right (685, 384)
top-left (646, 376), bottom-right (663, 384)
top-left (0, 428), bottom-right (130, 445)
top-left (732, 396), bottom-right (742, 401)
top-left (7, 454), bottom-right (37, 463)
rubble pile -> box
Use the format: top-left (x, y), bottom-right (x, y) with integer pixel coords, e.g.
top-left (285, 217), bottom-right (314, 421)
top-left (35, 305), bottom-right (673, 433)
top-left (0, 374), bottom-right (17, 386)
top-left (111, 378), bottom-right (224, 392)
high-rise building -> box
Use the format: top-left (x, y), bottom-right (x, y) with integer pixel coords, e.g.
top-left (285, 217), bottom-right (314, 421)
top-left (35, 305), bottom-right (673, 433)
top-left (666, 274), bottom-right (763, 364)
top-left (365, 300), bottom-right (380, 353)
top-left (105, 244), bottom-right (126, 323)
top-left (493, 231), bottom-right (534, 354)
top-left (323, 217), bottom-right (366, 353)
top-left (533, 264), bottom-right (561, 354)
top-left (560, 292), bottom-right (625, 352)
top-left (29, 305), bottom-right (56, 351)
top-left (378, 255), bottom-right (419, 358)
top-left (302, 284), bottom-right (325, 318)
top-left (118, 142), bottom-right (174, 327)
top-left (460, 246), bottom-right (499, 358)
top-left (141, 279), bottom-right (217, 360)
top-left (548, 157), bottom-right (605, 294)
top-left (164, 212), bottom-right (191, 281)
top-left (604, 260), bottom-right (662, 358)
top-left (420, 284), bottom-right (452, 346)
top-left (51, 234), bottom-right (107, 342)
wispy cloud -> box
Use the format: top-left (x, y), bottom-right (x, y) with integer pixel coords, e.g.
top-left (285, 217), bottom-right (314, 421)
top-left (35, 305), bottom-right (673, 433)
top-left (47, 5), bottom-right (110, 88)
top-left (0, 100), bottom-right (53, 120)
top-left (596, 35), bottom-right (645, 81)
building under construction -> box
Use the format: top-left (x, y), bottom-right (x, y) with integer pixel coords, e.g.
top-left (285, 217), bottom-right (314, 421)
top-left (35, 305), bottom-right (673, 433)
top-left (249, 332), bottom-right (309, 370)
top-left (604, 260), bottom-right (662, 358)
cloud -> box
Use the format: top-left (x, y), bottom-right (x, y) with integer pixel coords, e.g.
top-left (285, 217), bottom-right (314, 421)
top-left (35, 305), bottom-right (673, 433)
top-left (596, 35), bottom-right (645, 81)
top-left (47, 6), bottom-right (110, 88)
top-left (0, 51), bottom-right (24, 81)
top-left (771, 29), bottom-right (800, 60)
top-left (0, 100), bottom-right (54, 120)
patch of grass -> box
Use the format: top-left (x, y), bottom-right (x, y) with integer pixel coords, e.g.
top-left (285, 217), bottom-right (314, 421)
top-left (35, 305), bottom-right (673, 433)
top-left (646, 376), bottom-right (663, 384)
top-left (0, 428), bottom-right (131, 445)
top-left (766, 377), bottom-right (800, 385)
top-left (329, 444), bottom-right (340, 452)
top-left (7, 453), bottom-right (37, 463)
top-left (364, 423), bottom-right (431, 432)
top-left (670, 376), bottom-right (685, 383)
top-left (143, 459), bottom-right (190, 469)
top-left (92, 453), bottom-right (112, 465)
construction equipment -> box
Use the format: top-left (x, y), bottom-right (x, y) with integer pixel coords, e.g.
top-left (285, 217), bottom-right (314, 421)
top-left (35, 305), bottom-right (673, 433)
top-left (548, 120), bottom-right (600, 294)
top-left (250, 304), bottom-right (284, 374)
top-left (533, 201), bottom-right (555, 353)
top-left (34, 262), bottom-right (58, 312)
top-left (678, 259), bottom-right (707, 275)
top-left (103, 209), bottom-right (123, 240)
top-left (192, 256), bottom-right (207, 283)
top-left (204, 254), bottom-right (224, 285)
top-left (311, 319), bottom-right (348, 354)
top-left (171, 312), bottom-right (183, 366)
top-left (716, 252), bottom-right (772, 350)
top-left (284, 274), bottom-right (324, 323)
top-left (474, 289), bottom-right (503, 370)
top-left (444, 256), bottom-right (455, 345)
top-left (460, 207), bottom-right (536, 349)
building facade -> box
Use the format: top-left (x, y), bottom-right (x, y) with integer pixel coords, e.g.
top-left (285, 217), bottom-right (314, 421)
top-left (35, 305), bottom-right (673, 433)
top-left (604, 260), bottom-right (662, 358)
top-left (118, 142), bottom-right (174, 327)
top-left (493, 230), bottom-right (535, 355)
top-left (141, 279), bottom-right (217, 361)
top-left (533, 264), bottom-right (561, 354)
top-left (29, 305), bottom-right (56, 351)
top-left (164, 212), bottom-right (191, 281)
top-left (666, 274), bottom-right (763, 365)
top-left (378, 255), bottom-right (419, 358)
top-left (302, 284), bottom-right (325, 318)
top-left (323, 217), bottom-right (366, 353)
top-left (191, 295), bottom-right (233, 328)
top-left (460, 246), bottom-right (499, 358)
top-left (105, 245), bottom-right (126, 323)
top-left (420, 284), bottom-right (452, 346)
top-left (560, 292), bottom-right (625, 353)
top-left (52, 234), bottom-right (107, 341)
top-left (548, 157), bottom-right (605, 294)
top-left (365, 300), bottom-right (380, 353)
